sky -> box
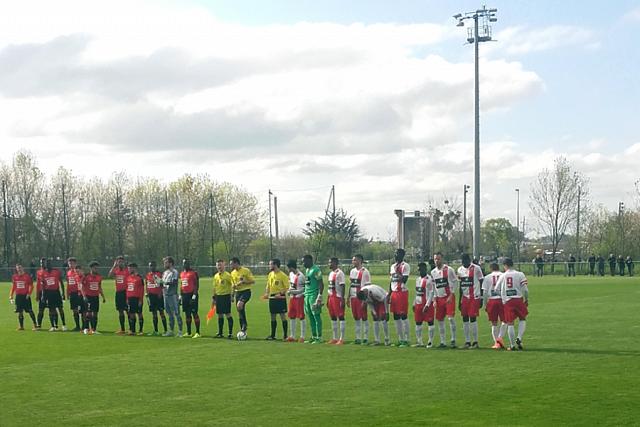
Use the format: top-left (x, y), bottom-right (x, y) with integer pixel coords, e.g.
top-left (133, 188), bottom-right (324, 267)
top-left (0, 0), bottom-right (639, 240)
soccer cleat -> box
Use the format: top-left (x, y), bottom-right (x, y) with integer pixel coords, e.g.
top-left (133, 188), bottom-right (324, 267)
top-left (327, 339), bottom-right (338, 344)
top-left (137, 332), bottom-right (145, 336)
top-left (335, 339), bottom-right (344, 346)
top-left (183, 333), bottom-right (191, 338)
top-left (127, 331), bottom-right (135, 336)
top-left (83, 328), bottom-right (89, 335)
top-left (72, 327), bottom-right (81, 332)
top-left (62, 325), bottom-right (68, 332)
top-left (297, 338), bottom-right (305, 343)
top-left (176, 331), bottom-right (183, 338)
top-left (471, 342), bottom-right (479, 349)
top-left (412, 343), bottom-right (425, 348)
top-left (496, 337), bottom-right (505, 349)
top-left (286, 337), bottom-right (295, 342)
top-left (31, 326), bottom-right (39, 331)
top-left (16, 327), bottom-right (24, 331)
top-left (116, 329), bottom-right (125, 335)
top-left (426, 342), bottom-right (433, 349)
top-left (438, 343), bottom-right (447, 349)
top-left (214, 333), bottom-right (224, 338)
top-left (464, 342), bottom-right (471, 349)
top-left (398, 341), bottom-right (408, 348)
top-left (491, 342), bottom-right (501, 349)
top-left (354, 339), bottom-right (361, 345)
top-left (192, 333), bottom-right (201, 339)
top-left (49, 327), bottom-right (57, 332)
top-left (163, 331), bottom-right (174, 337)
top-left (384, 339), bottom-right (391, 346)
top-left (228, 334), bottom-right (234, 340)
top-left (507, 346), bottom-right (517, 351)
top-left (93, 330), bottom-right (101, 335)
top-left (265, 336), bottom-right (276, 341)
top-left (516, 338), bottom-right (523, 350)
top-left (450, 341), bottom-right (457, 349)
top-left (361, 339), bottom-right (369, 345)
top-left (371, 341), bottom-right (381, 346)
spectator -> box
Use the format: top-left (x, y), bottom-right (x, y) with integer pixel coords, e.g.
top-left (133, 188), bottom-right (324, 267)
top-left (626, 256), bottom-right (634, 277)
top-left (587, 254), bottom-right (596, 276)
top-left (608, 254), bottom-right (617, 276)
top-left (617, 255), bottom-right (625, 276)
top-left (597, 255), bottom-right (605, 277)
top-left (534, 254), bottom-right (544, 277)
top-left (567, 254), bottom-right (576, 277)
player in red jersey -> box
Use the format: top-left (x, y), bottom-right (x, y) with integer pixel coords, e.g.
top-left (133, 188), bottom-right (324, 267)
top-left (81, 261), bottom-right (106, 334)
top-left (457, 253), bottom-right (484, 349)
top-left (286, 259), bottom-right (306, 342)
top-left (348, 254), bottom-right (370, 344)
top-left (482, 263), bottom-right (506, 349)
top-left (413, 262), bottom-right (435, 348)
top-left (145, 261), bottom-right (167, 336)
top-left (39, 258), bottom-right (67, 332)
top-left (389, 248), bottom-right (410, 347)
top-left (125, 263), bottom-right (145, 336)
top-left (180, 259), bottom-right (201, 338)
top-left (9, 263), bottom-right (38, 330)
top-left (327, 257), bottom-right (346, 345)
top-left (109, 256), bottom-right (129, 334)
top-left (66, 257), bottom-right (85, 331)
top-left (35, 257), bottom-right (49, 329)
top-left (498, 258), bottom-right (529, 351)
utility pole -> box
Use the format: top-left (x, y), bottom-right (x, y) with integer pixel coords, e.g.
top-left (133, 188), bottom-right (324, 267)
top-left (576, 185), bottom-right (581, 260)
top-left (463, 184), bottom-right (469, 253)
top-left (115, 187), bottom-right (123, 256)
top-left (618, 202), bottom-right (625, 255)
top-left (209, 192), bottom-right (215, 267)
top-left (268, 190), bottom-right (273, 260)
top-left (61, 181), bottom-right (70, 259)
top-left (332, 185), bottom-right (336, 257)
top-left (454, 6), bottom-right (497, 260)
top-left (2, 179), bottom-right (9, 275)
top-left (164, 190), bottom-right (170, 256)
top-left (274, 195), bottom-right (279, 256)
top-left (516, 188), bottom-right (520, 261)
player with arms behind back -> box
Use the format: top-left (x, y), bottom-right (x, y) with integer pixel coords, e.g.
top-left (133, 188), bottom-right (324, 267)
top-left (482, 263), bottom-right (506, 349)
top-left (413, 262), bottom-right (435, 348)
top-left (348, 254), bottom-right (370, 345)
top-left (457, 253), bottom-right (484, 349)
top-left (180, 259), bottom-right (201, 339)
top-left (81, 261), bottom-right (106, 334)
top-left (286, 260), bottom-right (306, 342)
top-left (389, 248), bottom-right (410, 347)
top-left (431, 252), bottom-right (458, 348)
top-left (498, 258), bottom-right (529, 351)
top-left (66, 257), bottom-right (85, 332)
top-left (40, 258), bottom-right (67, 332)
top-left (212, 259), bottom-right (235, 339)
top-left (145, 261), bottom-right (167, 336)
top-left (327, 257), bottom-right (346, 345)
top-left (264, 258), bottom-right (289, 341)
top-left (10, 263), bottom-right (38, 330)
top-left (125, 263), bottom-right (145, 336)
top-left (109, 256), bottom-right (129, 335)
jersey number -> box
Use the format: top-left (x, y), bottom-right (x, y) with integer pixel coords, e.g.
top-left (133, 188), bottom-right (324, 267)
top-left (506, 277), bottom-right (513, 288)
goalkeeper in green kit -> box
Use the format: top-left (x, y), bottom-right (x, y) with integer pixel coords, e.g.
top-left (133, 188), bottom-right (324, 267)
top-left (302, 254), bottom-right (324, 343)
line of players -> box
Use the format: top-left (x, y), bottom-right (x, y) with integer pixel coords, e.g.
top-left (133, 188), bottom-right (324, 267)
top-left (9, 249), bottom-right (529, 350)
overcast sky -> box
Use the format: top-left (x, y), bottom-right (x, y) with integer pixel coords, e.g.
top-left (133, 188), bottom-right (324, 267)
top-left (1, 0), bottom-right (639, 239)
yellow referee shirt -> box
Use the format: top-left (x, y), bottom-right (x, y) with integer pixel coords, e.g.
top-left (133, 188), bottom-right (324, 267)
top-left (213, 271), bottom-right (233, 296)
top-left (231, 266), bottom-right (255, 292)
top-left (267, 270), bottom-right (289, 296)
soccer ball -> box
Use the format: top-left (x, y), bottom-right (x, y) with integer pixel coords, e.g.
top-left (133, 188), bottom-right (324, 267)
top-left (236, 331), bottom-right (247, 341)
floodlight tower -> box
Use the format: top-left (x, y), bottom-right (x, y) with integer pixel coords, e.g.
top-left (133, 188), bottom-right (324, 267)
top-left (453, 5), bottom-right (498, 260)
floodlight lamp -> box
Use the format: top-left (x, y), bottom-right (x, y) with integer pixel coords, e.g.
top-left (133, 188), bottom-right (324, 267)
top-left (488, 8), bottom-right (497, 12)
top-left (489, 17), bottom-right (497, 22)
top-left (453, 13), bottom-right (462, 19)
top-left (457, 20), bottom-right (464, 27)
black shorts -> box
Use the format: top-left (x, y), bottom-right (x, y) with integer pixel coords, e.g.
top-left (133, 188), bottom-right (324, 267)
top-left (38, 295), bottom-right (48, 310)
top-left (181, 293), bottom-right (199, 314)
top-left (236, 290), bottom-right (251, 304)
top-left (147, 293), bottom-right (164, 312)
top-left (115, 290), bottom-right (128, 311)
top-left (269, 298), bottom-right (287, 314)
top-left (127, 297), bottom-right (142, 314)
top-left (15, 294), bottom-right (33, 312)
top-left (86, 296), bottom-right (100, 313)
top-left (69, 293), bottom-right (85, 311)
top-left (45, 290), bottom-right (63, 309)
top-left (215, 294), bottom-right (232, 314)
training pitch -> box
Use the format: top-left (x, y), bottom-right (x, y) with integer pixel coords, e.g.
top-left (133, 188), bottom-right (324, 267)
top-left (0, 275), bottom-right (638, 426)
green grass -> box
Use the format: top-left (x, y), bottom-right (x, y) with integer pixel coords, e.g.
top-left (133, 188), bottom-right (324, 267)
top-left (1, 274), bottom-right (639, 426)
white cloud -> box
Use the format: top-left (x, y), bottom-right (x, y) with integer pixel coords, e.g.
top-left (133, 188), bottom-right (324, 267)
top-left (623, 7), bottom-right (640, 23)
top-left (489, 25), bottom-right (598, 55)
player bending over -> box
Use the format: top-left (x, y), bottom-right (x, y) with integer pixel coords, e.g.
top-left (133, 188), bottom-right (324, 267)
top-left (286, 260), bottom-right (306, 342)
top-left (213, 259), bottom-right (235, 339)
top-left (348, 254), bottom-right (370, 344)
top-left (264, 258), bottom-right (289, 340)
top-left (457, 253), bottom-right (484, 349)
top-left (431, 253), bottom-right (458, 348)
top-left (357, 284), bottom-right (390, 346)
top-left (498, 258), bottom-right (529, 351)
top-left (482, 263), bottom-right (506, 349)
top-left (10, 263), bottom-right (38, 330)
top-left (413, 262), bottom-right (435, 348)
top-left (327, 257), bottom-right (346, 345)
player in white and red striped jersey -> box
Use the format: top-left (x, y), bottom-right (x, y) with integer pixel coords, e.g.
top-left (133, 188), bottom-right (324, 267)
top-left (497, 258), bottom-right (529, 351)
top-left (357, 284), bottom-right (390, 346)
top-left (431, 252), bottom-right (458, 348)
top-left (457, 253), bottom-right (484, 349)
top-left (286, 259), bottom-right (306, 342)
top-left (348, 254), bottom-right (370, 344)
top-left (482, 263), bottom-right (506, 349)
top-left (389, 248), bottom-right (410, 347)
top-left (327, 257), bottom-right (346, 345)
top-left (413, 262), bottom-right (435, 348)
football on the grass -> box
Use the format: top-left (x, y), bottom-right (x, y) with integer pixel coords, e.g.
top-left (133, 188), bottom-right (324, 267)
top-left (236, 331), bottom-right (247, 341)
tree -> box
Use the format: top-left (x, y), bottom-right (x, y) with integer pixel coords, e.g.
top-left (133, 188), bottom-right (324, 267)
top-left (481, 218), bottom-right (516, 257)
top-left (529, 157), bottom-right (589, 264)
top-left (303, 208), bottom-right (362, 260)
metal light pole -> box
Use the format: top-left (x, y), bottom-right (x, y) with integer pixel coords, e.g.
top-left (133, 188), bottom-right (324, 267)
top-left (268, 190), bottom-right (273, 260)
top-left (463, 185), bottom-right (470, 253)
top-left (454, 6), bottom-right (497, 260)
top-left (2, 179), bottom-right (9, 273)
top-left (576, 185), bottom-right (581, 260)
top-left (515, 188), bottom-right (520, 261)
top-left (618, 202), bottom-right (625, 255)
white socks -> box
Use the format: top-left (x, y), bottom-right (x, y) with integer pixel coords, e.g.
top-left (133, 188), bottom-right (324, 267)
top-left (438, 321), bottom-right (446, 343)
top-left (403, 319), bottom-right (410, 341)
top-left (508, 324), bottom-right (516, 346)
top-left (463, 322), bottom-right (470, 342)
top-left (394, 319), bottom-right (403, 340)
top-left (499, 323), bottom-right (506, 338)
top-left (289, 318), bottom-right (296, 338)
top-left (448, 317), bottom-right (457, 342)
top-left (355, 319), bottom-right (361, 340)
top-left (491, 325), bottom-right (498, 342)
top-left (428, 324), bottom-right (435, 343)
top-left (382, 321), bottom-right (389, 340)
top-left (339, 320), bottom-right (346, 341)
top-left (374, 321), bottom-right (380, 342)
top-left (415, 324), bottom-right (423, 344)
top-left (331, 320), bottom-right (338, 340)
top-left (471, 321), bottom-right (478, 342)
top-left (363, 320), bottom-right (369, 341)
top-left (300, 319), bottom-right (306, 339)
top-left (518, 320), bottom-right (526, 340)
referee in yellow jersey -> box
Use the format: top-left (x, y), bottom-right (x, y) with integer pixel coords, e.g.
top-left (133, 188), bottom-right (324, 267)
top-left (230, 257), bottom-right (255, 333)
top-left (264, 259), bottom-right (289, 341)
top-left (213, 259), bottom-right (234, 339)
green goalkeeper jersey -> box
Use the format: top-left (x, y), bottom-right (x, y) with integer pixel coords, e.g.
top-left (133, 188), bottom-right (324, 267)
top-left (304, 265), bottom-right (322, 296)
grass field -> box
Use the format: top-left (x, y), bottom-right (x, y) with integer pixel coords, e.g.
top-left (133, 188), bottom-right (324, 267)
top-left (1, 274), bottom-right (639, 426)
